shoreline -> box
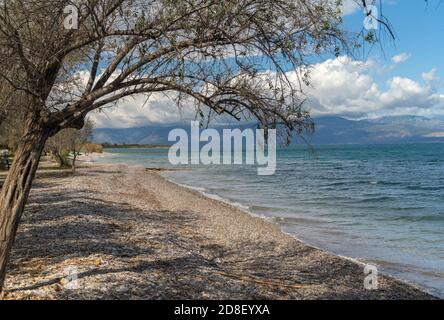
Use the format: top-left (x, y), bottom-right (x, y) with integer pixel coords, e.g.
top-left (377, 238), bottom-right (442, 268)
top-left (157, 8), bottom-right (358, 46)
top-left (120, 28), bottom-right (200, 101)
top-left (93, 150), bottom-right (444, 298)
top-left (160, 171), bottom-right (440, 298)
top-left (3, 164), bottom-right (436, 300)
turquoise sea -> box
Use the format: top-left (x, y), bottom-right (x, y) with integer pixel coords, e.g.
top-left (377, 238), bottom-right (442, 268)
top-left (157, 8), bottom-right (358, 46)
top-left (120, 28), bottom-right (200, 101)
top-left (98, 143), bottom-right (444, 297)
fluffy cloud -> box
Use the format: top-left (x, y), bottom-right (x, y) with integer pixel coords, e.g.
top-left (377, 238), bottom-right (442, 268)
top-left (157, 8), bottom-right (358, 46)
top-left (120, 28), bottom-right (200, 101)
top-left (90, 92), bottom-right (197, 128)
top-left (339, 0), bottom-right (380, 16)
top-left (421, 68), bottom-right (443, 90)
top-left (342, 0), bottom-right (361, 15)
top-left (299, 56), bottom-right (444, 119)
top-left (89, 56), bottom-right (444, 128)
top-left (291, 57), bottom-right (380, 117)
top-left (392, 53), bottom-right (411, 64)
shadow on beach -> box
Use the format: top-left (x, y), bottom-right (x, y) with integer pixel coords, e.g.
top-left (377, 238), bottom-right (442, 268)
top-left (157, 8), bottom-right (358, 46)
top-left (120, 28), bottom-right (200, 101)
top-left (3, 167), bottom-right (436, 300)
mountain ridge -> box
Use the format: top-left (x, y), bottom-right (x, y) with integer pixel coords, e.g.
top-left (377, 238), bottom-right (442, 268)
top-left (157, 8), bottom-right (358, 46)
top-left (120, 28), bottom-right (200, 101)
top-left (93, 116), bottom-right (444, 145)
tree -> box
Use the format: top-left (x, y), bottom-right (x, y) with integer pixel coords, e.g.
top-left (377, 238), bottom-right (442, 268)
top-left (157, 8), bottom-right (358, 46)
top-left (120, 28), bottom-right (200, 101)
top-left (0, 110), bottom-right (25, 151)
top-left (0, 70), bottom-right (21, 147)
top-left (0, 38), bottom-right (34, 151)
top-left (0, 0), bottom-right (349, 291)
top-left (0, 65), bottom-right (14, 129)
top-left (71, 118), bottom-right (94, 173)
top-left (45, 118), bottom-right (94, 171)
top-left (45, 128), bottom-right (77, 168)
top-left (0, 90), bottom-right (26, 151)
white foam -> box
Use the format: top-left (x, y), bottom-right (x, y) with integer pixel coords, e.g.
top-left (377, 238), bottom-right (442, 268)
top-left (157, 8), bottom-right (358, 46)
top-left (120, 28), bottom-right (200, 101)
top-left (201, 191), bottom-right (251, 211)
top-left (162, 174), bottom-right (439, 297)
top-left (174, 182), bottom-right (207, 193)
top-left (162, 175), bottom-right (258, 214)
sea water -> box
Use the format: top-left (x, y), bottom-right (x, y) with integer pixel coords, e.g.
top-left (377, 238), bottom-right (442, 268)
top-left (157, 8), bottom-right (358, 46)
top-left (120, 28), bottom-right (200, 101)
top-left (98, 143), bottom-right (444, 297)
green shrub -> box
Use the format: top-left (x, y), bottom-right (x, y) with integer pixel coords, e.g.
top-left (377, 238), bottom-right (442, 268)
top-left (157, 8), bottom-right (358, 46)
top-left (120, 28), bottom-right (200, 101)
top-left (83, 143), bottom-right (104, 154)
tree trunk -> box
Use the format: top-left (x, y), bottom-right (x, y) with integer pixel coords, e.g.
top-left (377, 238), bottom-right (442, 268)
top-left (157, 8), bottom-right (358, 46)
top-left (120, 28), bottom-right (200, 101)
top-left (55, 151), bottom-right (67, 168)
top-left (0, 118), bottom-right (51, 293)
top-left (0, 112), bottom-right (6, 128)
top-left (72, 152), bottom-right (77, 174)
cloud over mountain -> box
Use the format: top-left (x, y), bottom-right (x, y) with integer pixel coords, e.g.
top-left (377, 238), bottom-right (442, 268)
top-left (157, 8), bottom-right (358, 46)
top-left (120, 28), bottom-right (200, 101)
top-left (89, 56), bottom-right (444, 128)
top-left (296, 56), bottom-right (444, 119)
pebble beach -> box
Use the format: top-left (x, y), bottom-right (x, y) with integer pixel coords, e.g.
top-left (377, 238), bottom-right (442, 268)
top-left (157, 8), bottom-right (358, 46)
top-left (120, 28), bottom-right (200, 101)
top-left (2, 164), bottom-right (435, 300)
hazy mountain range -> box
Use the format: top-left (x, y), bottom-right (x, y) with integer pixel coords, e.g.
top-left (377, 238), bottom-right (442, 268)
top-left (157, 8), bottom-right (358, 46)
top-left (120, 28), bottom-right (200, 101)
top-left (93, 116), bottom-right (444, 145)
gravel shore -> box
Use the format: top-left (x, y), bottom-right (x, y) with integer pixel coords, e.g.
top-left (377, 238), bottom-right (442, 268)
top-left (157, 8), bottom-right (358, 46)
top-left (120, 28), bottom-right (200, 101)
top-left (2, 164), bottom-right (435, 300)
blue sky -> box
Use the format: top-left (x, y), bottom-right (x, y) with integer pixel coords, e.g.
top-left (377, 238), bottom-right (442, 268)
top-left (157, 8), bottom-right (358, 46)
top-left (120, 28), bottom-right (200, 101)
top-left (91, 0), bottom-right (444, 128)
top-left (344, 0), bottom-right (444, 90)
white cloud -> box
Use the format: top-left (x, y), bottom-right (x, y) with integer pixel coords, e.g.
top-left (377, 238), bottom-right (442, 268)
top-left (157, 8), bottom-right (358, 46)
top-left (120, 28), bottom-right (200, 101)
top-left (294, 57), bottom-right (444, 119)
top-left (392, 53), bottom-right (411, 64)
top-left (89, 57), bottom-right (444, 128)
top-left (90, 92), bottom-right (197, 128)
top-left (421, 68), bottom-right (443, 90)
top-left (422, 69), bottom-right (438, 83)
top-left (341, 0), bottom-right (362, 15)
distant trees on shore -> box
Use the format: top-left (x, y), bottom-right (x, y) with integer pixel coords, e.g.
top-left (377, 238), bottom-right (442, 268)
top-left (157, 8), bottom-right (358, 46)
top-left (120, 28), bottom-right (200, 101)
top-left (101, 143), bottom-right (170, 149)
top-left (83, 143), bottom-right (104, 155)
top-left (45, 118), bottom-right (96, 172)
top-left (1, 116), bottom-right (99, 173)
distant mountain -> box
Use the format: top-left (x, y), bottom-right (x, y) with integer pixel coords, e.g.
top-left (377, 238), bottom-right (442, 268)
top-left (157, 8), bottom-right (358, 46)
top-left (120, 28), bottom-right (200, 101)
top-left (93, 116), bottom-right (444, 145)
top-left (93, 122), bottom-right (258, 145)
top-left (93, 124), bottom-right (181, 145)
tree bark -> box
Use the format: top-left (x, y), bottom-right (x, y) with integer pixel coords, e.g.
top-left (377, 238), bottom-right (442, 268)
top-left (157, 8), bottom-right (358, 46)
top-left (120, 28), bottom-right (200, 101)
top-left (0, 112), bottom-right (6, 128)
top-left (72, 151), bottom-right (77, 174)
top-left (0, 117), bottom-right (51, 293)
top-left (55, 151), bottom-right (67, 168)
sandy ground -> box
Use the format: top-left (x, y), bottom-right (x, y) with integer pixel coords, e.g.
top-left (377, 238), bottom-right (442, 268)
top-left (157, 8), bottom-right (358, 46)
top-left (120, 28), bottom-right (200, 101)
top-left (1, 164), bottom-right (435, 300)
